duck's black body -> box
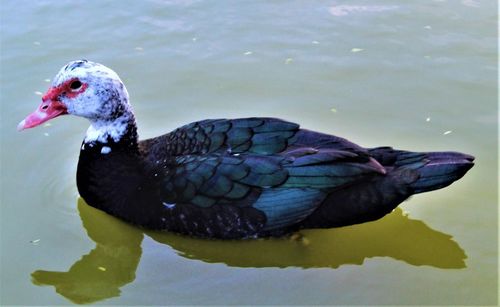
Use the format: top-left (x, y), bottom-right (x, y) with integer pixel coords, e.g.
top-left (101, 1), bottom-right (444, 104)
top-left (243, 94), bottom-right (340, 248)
top-left (19, 60), bottom-right (474, 239)
top-left (76, 117), bottom-right (474, 239)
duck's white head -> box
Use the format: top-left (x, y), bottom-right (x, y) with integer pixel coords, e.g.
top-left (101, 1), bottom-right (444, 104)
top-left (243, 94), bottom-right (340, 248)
top-left (18, 60), bottom-right (136, 144)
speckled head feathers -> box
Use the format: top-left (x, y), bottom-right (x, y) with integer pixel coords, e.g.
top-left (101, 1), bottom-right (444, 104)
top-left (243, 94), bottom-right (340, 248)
top-left (53, 60), bottom-right (136, 144)
top-left (52, 60), bottom-right (130, 118)
top-left (53, 60), bottom-right (123, 87)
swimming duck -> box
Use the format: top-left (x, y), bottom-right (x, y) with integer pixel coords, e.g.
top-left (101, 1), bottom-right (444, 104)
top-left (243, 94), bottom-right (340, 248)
top-left (18, 60), bottom-right (474, 239)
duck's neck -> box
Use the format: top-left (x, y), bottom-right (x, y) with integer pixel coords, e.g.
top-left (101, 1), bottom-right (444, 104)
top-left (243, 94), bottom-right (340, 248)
top-left (82, 112), bottom-right (139, 154)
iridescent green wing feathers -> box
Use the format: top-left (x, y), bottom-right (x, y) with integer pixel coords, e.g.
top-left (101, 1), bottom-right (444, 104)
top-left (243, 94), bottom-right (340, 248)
top-left (162, 153), bottom-right (288, 208)
top-left (149, 118), bottom-right (386, 230)
top-left (157, 117), bottom-right (299, 156)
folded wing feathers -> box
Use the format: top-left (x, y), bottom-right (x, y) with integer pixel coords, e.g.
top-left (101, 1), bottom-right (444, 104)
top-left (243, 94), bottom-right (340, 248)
top-left (165, 118), bottom-right (300, 156)
top-left (289, 150), bottom-right (359, 167)
top-left (170, 153), bottom-right (288, 208)
top-left (253, 188), bottom-right (326, 230)
top-left (165, 118), bottom-right (389, 211)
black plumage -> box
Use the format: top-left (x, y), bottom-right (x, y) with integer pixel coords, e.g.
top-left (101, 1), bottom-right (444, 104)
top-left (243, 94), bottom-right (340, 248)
top-left (19, 60), bottom-right (475, 239)
top-left (76, 117), bottom-right (474, 239)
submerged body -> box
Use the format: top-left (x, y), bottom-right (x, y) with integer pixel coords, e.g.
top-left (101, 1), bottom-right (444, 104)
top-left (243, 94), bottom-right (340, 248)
top-left (19, 60), bottom-right (474, 239)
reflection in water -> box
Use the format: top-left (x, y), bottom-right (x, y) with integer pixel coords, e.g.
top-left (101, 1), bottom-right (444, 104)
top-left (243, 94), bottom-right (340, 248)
top-left (32, 199), bottom-right (143, 304)
top-left (149, 208), bottom-right (467, 269)
top-left (32, 198), bottom-right (467, 304)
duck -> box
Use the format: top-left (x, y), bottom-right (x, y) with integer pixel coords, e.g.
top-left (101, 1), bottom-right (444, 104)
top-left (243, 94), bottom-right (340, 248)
top-left (18, 60), bottom-right (474, 239)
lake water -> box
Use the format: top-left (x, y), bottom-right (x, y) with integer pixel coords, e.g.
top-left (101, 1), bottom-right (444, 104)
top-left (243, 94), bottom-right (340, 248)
top-left (0, 0), bottom-right (497, 305)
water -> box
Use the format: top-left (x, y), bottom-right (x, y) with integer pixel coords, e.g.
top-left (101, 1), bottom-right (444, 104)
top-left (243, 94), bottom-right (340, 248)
top-left (1, 0), bottom-right (497, 305)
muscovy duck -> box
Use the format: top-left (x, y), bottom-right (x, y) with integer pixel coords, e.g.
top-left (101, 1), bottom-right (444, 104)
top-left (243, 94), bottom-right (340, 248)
top-left (18, 60), bottom-right (474, 239)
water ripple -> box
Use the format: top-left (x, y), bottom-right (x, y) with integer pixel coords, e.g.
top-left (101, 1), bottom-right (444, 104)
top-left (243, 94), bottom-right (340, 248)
top-left (328, 4), bottom-right (399, 17)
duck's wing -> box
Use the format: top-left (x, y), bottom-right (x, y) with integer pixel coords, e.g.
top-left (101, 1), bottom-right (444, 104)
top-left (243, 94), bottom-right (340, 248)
top-left (141, 117), bottom-right (388, 237)
top-left (142, 118), bottom-right (299, 156)
top-left (142, 117), bottom-right (374, 158)
top-left (161, 153), bottom-right (288, 209)
top-left (158, 147), bottom-right (385, 236)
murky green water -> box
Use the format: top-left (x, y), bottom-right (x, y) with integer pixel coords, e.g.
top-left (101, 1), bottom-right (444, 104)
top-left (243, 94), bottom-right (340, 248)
top-left (1, 0), bottom-right (497, 305)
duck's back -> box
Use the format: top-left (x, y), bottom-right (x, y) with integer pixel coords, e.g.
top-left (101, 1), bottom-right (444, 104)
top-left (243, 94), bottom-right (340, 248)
top-left (136, 118), bottom-right (387, 237)
top-left (77, 117), bottom-right (474, 239)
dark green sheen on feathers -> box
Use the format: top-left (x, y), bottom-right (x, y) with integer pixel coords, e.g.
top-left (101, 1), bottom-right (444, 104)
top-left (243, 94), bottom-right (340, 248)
top-left (78, 117), bottom-right (474, 238)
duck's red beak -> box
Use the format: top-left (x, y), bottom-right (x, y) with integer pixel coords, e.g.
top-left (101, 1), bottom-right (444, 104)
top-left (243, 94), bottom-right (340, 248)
top-left (17, 99), bottom-right (68, 131)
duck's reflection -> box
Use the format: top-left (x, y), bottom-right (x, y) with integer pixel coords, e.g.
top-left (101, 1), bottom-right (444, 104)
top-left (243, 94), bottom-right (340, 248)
top-left (32, 198), bottom-right (467, 304)
top-left (32, 199), bottom-right (143, 304)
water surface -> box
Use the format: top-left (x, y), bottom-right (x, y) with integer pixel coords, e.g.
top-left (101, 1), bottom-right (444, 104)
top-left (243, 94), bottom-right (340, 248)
top-left (0, 0), bottom-right (497, 305)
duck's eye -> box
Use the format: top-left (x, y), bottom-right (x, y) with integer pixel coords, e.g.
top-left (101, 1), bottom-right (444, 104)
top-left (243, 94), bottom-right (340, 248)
top-left (70, 80), bottom-right (82, 90)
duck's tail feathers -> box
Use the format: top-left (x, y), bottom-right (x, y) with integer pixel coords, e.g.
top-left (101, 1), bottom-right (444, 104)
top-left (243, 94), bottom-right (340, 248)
top-left (407, 151), bottom-right (474, 194)
top-left (368, 147), bottom-right (474, 194)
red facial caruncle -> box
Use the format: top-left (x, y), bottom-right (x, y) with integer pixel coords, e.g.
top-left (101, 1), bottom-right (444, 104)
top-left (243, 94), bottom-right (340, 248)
top-left (17, 78), bottom-right (88, 131)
